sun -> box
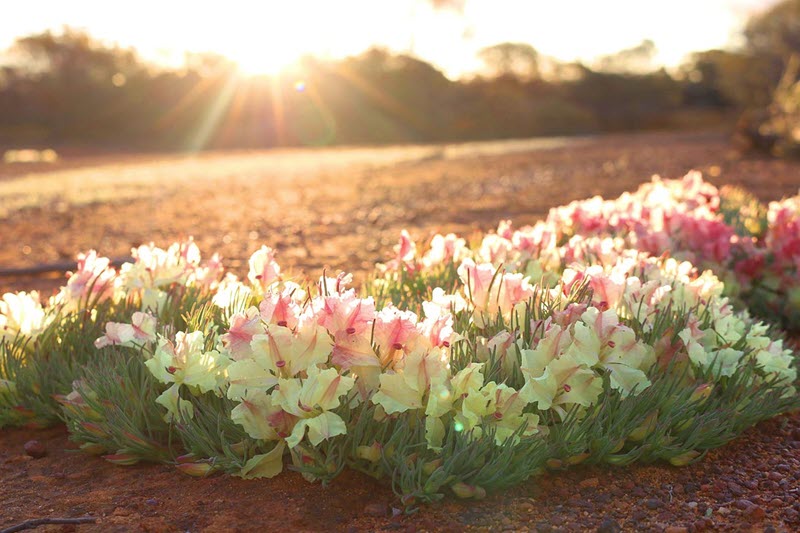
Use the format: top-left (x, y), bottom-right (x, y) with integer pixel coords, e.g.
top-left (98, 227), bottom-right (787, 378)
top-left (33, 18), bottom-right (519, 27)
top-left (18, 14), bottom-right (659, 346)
top-left (227, 35), bottom-right (310, 76)
top-left (232, 49), bottom-right (299, 76)
top-left (205, 6), bottom-right (331, 76)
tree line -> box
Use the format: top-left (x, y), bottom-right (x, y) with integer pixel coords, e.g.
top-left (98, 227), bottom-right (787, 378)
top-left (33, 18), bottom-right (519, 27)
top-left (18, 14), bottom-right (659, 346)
top-left (0, 1), bottom-right (795, 151)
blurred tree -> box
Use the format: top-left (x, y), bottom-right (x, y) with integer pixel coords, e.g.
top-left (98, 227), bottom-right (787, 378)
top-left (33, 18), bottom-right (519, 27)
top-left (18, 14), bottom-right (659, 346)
top-left (13, 28), bottom-right (141, 82)
top-left (478, 42), bottom-right (540, 80)
top-left (745, 0), bottom-right (800, 59)
top-left (678, 1), bottom-right (800, 114)
top-left (742, 0), bottom-right (800, 98)
top-left (681, 50), bottom-right (771, 108)
top-left (567, 66), bottom-right (681, 131)
top-left (3, 29), bottom-right (145, 142)
top-left (731, 0), bottom-right (800, 156)
top-left (596, 39), bottom-right (656, 74)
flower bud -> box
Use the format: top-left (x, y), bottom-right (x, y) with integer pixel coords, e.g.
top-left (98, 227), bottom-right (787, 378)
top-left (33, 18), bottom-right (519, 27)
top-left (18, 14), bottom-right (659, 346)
top-left (80, 442), bottom-right (107, 455)
top-left (103, 453), bottom-right (140, 466)
top-left (565, 452), bottom-right (590, 466)
top-left (176, 461), bottom-right (215, 477)
top-left (81, 422), bottom-right (109, 439)
top-left (690, 383), bottom-right (713, 403)
top-left (451, 482), bottom-right (487, 499)
top-left (628, 411), bottom-right (658, 442)
top-left (355, 443), bottom-right (382, 463)
top-left (546, 458), bottom-right (564, 469)
top-left (605, 453), bottom-right (635, 466)
top-left (668, 450), bottom-right (701, 467)
top-left (422, 458), bottom-right (443, 476)
top-left (228, 441), bottom-right (249, 458)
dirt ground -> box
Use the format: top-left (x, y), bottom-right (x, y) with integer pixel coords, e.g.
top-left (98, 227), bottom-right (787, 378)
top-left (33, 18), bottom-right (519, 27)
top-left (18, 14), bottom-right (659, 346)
top-left (1, 131), bottom-right (800, 531)
top-left (2, 131), bottom-right (800, 293)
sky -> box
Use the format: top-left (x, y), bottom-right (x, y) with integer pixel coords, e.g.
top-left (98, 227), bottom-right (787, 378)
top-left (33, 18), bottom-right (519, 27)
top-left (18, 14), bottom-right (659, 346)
top-left (0, 0), bottom-right (782, 78)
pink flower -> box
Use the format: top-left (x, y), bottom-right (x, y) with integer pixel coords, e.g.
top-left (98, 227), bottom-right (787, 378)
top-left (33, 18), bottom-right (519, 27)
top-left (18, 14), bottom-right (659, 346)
top-left (177, 239), bottom-right (203, 265)
top-left (248, 246), bottom-right (281, 292)
top-left (221, 307), bottom-right (265, 360)
top-left (63, 250), bottom-right (116, 307)
top-left (330, 330), bottom-right (379, 370)
top-left (457, 259), bottom-right (497, 311)
top-left (122, 239), bottom-right (203, 289)
top-left (497, 273), bottom-right (535, 312)
top-left (497, 220), bottom-right (514, 240)
top-left (478, 234), bottom-right (514, 265)
top-left (423, 233), bottom-right (468, 267)
top-left (630, 230), bottom-right (673, 258)
top-left (765, 196), bottom-right (800, 279)
top-left (668, 211), bottom-right (735, 265)
top-left (395, 230), bottom-right (417, 263)
top-left (427, 287), bottom-right (468, 315)
top-left (383, 230), bottom-right (419, 272)
top-left (260, 287), bottom-right (302, 330)
top-left (317, 291), bottom-right (375, 337)
top-left (549, 196), bottom-right (611, 236)
top-left (318, 272), bottom-right (354, 296)
top-left (583, 265), bottom-right (626, 309)
top-left (373, 307), bottom-right (421, 365)
top-left (191, 253), bottom-right (225, 288)
top-left (550, 303), bottom-right (588, 328)
top-left (94, 312), bottom-right (157, 349)
top-left (486, 330), bottom-right (517, 372)
top-left (420, 300), bottom-right (455, 349)
top-left (459, 259), bottom-right (535, 320)
top-left (560, 268), bottom-right (586, 297)
top-left (511, 222), bottom-right (559, 257)
top-left (581, 306), bottom-right (620, 341)
top-left (97, 325), bottom-right (128, 349)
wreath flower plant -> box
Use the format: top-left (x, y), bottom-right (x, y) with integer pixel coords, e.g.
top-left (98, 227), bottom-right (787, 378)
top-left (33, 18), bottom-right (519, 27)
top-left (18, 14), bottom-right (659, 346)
top-left (1, 172), bottom-right (798, 506)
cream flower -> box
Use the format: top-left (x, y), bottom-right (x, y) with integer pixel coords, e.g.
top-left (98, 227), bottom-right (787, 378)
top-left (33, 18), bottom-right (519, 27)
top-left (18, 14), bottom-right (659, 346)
top-left (271, 365), bottom-right (355, 448)
top-left (371, 347), bottom-right (451, 416)
top-left (0, 291), bottom-right (48, 342)
top-left (145, 331), bottom-right (228, 419)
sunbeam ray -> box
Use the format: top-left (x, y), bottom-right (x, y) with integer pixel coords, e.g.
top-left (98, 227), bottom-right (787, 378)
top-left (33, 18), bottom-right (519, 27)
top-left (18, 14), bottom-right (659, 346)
top-left (185, 75), bottom-right (240, 152)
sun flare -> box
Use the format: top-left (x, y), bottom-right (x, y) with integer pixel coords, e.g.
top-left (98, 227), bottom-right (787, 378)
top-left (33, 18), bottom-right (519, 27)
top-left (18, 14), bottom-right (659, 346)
top-left (234, 49), bottom-right (299, 76)
top-left (224, 35), bottom-right (308, 76)
top-left (204, 5), bottom-right (335, 76)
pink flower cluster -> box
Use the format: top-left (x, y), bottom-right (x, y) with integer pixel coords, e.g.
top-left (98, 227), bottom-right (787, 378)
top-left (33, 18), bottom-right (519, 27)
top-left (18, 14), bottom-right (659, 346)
top-left (223, 277), bottom-right (456, 377)
top-left (547, 172), bottom-right (741, 268)
top-left (53, 238), bottom-right (225, 313)
top-left (385, 171), bottom-right (800, 331)
top-left (767, 196), bottom-right (800, 266)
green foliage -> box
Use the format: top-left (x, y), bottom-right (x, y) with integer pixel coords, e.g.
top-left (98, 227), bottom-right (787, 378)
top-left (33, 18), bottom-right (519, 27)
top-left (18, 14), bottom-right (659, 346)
top-left (550, 359), bottom-right (800, 469)
top-left (173, 394), bottom-right (270, 477)
top-left (59, 347), bottom-right (176, 463)
top-left (366, 263), bottom-right (461, 316)
top-left (382, 415), bottom-right (550, 505)
top-left (7, 304), bottom-right (126, 426)
top-left (0, 335), bottom-right (30, 428)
